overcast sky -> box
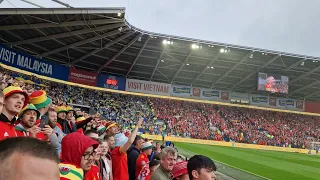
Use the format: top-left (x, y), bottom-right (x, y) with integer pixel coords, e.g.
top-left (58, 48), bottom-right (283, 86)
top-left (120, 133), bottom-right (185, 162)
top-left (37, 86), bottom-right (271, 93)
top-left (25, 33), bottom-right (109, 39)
top-left (1, 0), bottom-right (320, 57)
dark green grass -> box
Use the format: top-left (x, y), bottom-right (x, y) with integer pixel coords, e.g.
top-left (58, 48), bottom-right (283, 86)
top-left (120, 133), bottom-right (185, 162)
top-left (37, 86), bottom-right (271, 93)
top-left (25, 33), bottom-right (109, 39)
top-left (175, 142), bottom-right (320, 180)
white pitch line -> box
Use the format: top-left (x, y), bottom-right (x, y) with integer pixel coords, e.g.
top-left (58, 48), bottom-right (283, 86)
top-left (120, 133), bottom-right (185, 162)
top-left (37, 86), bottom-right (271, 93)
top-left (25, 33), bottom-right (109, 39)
top-left (179, 147), bottom-right (272, 180)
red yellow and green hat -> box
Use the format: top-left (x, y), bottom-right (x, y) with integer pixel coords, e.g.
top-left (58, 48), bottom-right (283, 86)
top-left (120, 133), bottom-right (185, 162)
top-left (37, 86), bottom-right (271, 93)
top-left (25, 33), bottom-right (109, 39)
top-left (29, 90), bottom-right (52, 109)
top-left (105, 121), bottom-right (119, 130)
top-left (75, 116), bottom-right (86, 124)
top-left (18, 104), bottom-right (41, 120)
top-left (3, 86), bottom-right (29, 108)
top-left (56, 105), bottom-right (68, 114)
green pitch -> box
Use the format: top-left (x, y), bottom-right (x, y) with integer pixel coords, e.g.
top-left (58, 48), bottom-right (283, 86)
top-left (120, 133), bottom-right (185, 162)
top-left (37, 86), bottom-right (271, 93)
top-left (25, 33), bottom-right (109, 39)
top-left (175, 142), bottom-right (320, 180)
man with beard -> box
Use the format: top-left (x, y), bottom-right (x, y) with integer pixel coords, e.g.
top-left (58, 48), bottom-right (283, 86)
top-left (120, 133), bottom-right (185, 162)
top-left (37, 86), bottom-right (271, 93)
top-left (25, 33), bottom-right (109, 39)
top-left (0, 86), bottom-right (29, 140)
top-left (57, 105), bottom-right (77, 134)
top-left (48, 108), bottom-right (65, 156)
top-left (15, 104), bottom-right (53, 142)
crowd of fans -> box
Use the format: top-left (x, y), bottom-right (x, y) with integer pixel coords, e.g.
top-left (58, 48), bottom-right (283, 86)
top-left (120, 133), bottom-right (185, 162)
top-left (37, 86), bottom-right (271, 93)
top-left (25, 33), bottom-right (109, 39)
top-left (1, 66), bottom-right (320, 149)
top-left (0, 66), bottom-right (320, 179)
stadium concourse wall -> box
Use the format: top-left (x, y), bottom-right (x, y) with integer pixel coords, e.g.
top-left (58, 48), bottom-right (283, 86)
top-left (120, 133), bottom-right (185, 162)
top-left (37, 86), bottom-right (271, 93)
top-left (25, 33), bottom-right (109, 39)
top-left (0, 43), bottom-right (319, 116)
top-left (141, 134), bottom-right (316, 154)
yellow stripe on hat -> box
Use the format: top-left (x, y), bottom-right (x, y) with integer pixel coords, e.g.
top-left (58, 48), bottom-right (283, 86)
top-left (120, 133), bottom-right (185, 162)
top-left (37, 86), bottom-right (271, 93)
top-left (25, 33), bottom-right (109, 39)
top-left (30, 93), bottom-right (47, 104)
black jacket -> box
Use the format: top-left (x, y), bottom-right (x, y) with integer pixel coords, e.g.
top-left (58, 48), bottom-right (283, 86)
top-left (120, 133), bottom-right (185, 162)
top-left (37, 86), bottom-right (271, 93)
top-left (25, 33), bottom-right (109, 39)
top-left (127, 145), bottom-right (141, 180)
top-left (57, 118), bottom-right (77, 134)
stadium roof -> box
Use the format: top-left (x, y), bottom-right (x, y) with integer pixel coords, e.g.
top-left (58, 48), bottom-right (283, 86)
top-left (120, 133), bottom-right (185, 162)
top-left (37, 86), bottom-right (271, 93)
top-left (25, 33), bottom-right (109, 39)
top-left (0, 8), bottom-right (320, 101)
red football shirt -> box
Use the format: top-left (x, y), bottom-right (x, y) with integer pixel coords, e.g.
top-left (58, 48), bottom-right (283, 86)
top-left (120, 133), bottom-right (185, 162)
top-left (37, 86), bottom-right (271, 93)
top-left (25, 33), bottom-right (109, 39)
top-left (16, 129), bottom-right (46, 141)
top-left (0, 121), bottom-right (17, 140)
top-left (84, 165), bottom-right (99, 180)
top-left (135, 153), bottom-right (151, 180)
top-left (111, 147), bottom-right (128, 180)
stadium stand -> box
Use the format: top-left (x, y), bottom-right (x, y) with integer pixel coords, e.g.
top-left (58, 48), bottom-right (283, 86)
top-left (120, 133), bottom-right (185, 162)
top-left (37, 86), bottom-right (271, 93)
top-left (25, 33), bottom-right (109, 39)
top-left (1, 66), bottom-right (319, 149)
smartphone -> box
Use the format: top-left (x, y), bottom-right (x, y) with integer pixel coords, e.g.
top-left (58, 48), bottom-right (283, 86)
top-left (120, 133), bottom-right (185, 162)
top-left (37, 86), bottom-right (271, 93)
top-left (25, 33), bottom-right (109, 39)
top-left (40, 115), bottom-right (49, 130)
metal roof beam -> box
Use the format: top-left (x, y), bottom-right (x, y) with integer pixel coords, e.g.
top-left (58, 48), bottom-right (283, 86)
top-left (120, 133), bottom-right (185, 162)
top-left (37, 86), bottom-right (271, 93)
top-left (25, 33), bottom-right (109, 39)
top-left (150, 49), bottom-right (165, 81)
top-left (191, 53), bottom-right (220, 85)
top-left (40, 27), bottom-right (128, 57)
top-left (304, 90), bottom-right (320, 99)
top-left (211, 51), bottom-right (252, 88)
top-left (290, 65), bottom-right (320, 84)
top-left (98, 34), bottom-right (139, 72)
top-left (290, 81), bottom-right (320, 95)
top-left (52, 0), bottom-right (73, 8)
top-left (170, 51), bottom-right (192, 83)
top-left (230, 55), bottom-right (280, 90)
top-left (0, 19), bottom-right (121, 30)
top-left (11, 23), bottom-right (123, 45)
top-left (126, 36), bottom-right (150, 77)
top-left (70, 30), bottom-right (133, 65)
top-left (285, 59), bottom-right (305, 71)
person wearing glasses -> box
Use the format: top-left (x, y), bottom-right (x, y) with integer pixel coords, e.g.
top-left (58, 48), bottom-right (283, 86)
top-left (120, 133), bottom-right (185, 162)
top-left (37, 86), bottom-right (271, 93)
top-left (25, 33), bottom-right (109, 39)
top-left (59, 132), bottom-right (99, 180)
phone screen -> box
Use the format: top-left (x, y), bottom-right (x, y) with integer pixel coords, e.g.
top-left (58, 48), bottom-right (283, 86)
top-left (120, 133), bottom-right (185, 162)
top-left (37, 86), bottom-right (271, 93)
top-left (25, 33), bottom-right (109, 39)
top-left (40, 115), bottom-right (49, 129)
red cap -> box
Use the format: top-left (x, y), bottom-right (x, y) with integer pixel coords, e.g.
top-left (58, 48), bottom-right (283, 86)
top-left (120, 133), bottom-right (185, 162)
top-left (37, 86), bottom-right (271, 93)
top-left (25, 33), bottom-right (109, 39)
top-left (172, 161), bottom-right (188, 178)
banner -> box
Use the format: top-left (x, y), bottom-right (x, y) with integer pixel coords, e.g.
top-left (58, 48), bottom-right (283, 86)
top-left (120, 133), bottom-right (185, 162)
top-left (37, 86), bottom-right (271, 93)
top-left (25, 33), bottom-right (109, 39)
top-left (0, 44), bottom-right (69, 80)
top-left (192, 87), bottom-right (201, 98)
top-left (68, 68), bottom-right (97, 86)
top-left (125, 79), bottom-right (170, 96)
top-left (200, 89), bottom-right (220, 100)
top-left (96, 73), bottom-right (125, 90)
top-left (250, 95), bottom-right (268, 105)
top-left (171, 85), bottom-right (192, 97)
top-left (305, 101), bottom-right (320, 114)
top-left (277, 98), bottom-right (295, 107)
top-left (269, 97), bottom-right (277, 106)
top-left (296, 100), bottom-right (304, 110)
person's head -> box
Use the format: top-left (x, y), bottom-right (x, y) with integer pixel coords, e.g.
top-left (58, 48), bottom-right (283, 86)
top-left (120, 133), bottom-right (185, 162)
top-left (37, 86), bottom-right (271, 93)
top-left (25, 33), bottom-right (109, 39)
top-left (84, 129), bottom-right (99, 140)
top-left (18, 104), bottom-right (41, 129)
top-left (2, 86), bottom-right (29, 117)
top-left (61, 132), bottom-right (99, 172)
top-left (0, 137), bottom-right (59, 180)
top-left (93, 145), bottom-right (101, 161)
top-left (133, 135), bottom-right (144, 150)
top-left (104, 134), bottom-right (115, 149)
top-left (187, 155), bottom-right (217, 180)
top-left (160, 147), bottom-right (178, 172)
top-left (266, 76), bottom-right (276, 86)
top-left (66, 106), bottom-right (74, 121)
top-left (0, 91), bottom-right (4, 113)
top-left (172, 161), bottom-right (189, 180)
top-left (48, 109), bottom-right (58, 128)
top-left (56, 106), bottom-right (67, 120)
top-left (149, 159), bottom-right (161, 172)
top-left (99, 140), bottom-right (109, 156)
top-left (156, 142), bottom-right (161, 149)
top-left (29, 90), bottom-right (52, 116)
top-left (114, 133), bottom-right (128, 147)
top-left (141, 141), bottom-right (153, 155)
top-left (105, 121), bottom-right (119, 135)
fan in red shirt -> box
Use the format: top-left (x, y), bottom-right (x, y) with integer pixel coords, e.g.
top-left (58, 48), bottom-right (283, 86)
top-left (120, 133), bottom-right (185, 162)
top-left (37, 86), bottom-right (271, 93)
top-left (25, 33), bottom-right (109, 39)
top-left (0, 86), bottom-right (29, 140)
top-left (111, 119), bottom-right (143, 180)
top-left (136, 141), bottom-right (154, 180)
top-left (15, 104), bottom-right (53, 142)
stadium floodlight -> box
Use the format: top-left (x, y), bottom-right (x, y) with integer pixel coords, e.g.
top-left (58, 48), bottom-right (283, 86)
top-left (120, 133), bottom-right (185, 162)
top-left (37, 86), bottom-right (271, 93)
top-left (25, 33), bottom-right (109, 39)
top-left (250, 54), bottom-right (253, 58)
top-left (186, 63), bottom-right (190, 66)
top-left (191, 43), bottom-right (200, 49)
top-left (118, 13), bottom-right (122, 17)
top-left (160, 60), bottom-right (164, 62)
top-left (210, 66), bottom-right (214, 69)
top-left (220, 48), bottom-right (225, 53)
top-left (163, 39), bottom-right (173, 45)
